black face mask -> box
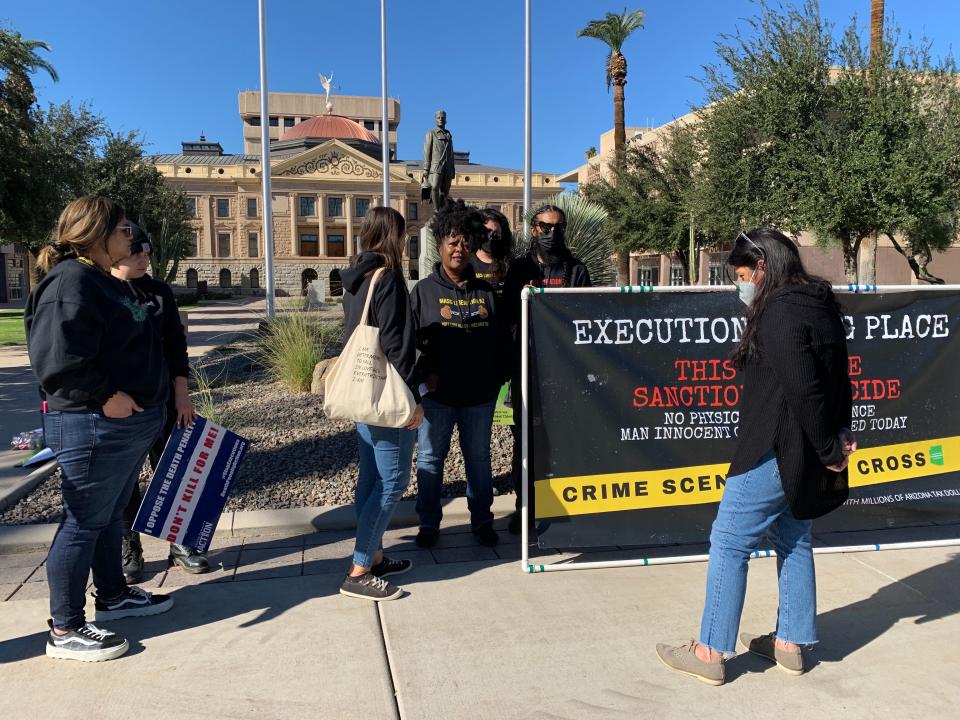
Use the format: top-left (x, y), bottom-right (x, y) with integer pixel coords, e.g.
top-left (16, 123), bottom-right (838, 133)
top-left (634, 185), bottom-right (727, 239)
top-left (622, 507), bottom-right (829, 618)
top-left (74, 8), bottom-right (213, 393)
top-left (479, 229), bottom-right (508, 258)
top-left (536, 226), bottom-right (566, 255)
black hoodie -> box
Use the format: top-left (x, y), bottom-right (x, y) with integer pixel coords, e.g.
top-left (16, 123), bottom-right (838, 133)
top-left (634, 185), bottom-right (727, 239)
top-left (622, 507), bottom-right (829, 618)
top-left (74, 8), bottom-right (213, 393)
top-left (341, 252), bottom-right (421, 403)
top-left (503, 248), bottom-right (591, 331)
top-left (728, 284), bottom-right (852, 519)
top-left (410, 262), bottom-right (511, 407)
top-left (25, 258), bottom-right (169, 411)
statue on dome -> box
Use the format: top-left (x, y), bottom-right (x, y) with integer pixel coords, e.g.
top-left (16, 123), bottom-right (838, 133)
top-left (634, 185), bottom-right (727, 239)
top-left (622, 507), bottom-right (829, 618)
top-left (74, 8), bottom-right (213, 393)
top-left (421, 110), bottom-right (455, 207)
top-left (318, 72), bottom-right (338, 114)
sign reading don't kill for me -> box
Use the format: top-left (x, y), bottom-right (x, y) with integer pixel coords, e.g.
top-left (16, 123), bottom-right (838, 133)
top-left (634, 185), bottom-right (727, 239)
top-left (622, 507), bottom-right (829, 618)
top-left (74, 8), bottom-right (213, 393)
top-left (133, 416), bottom-right (250, 553)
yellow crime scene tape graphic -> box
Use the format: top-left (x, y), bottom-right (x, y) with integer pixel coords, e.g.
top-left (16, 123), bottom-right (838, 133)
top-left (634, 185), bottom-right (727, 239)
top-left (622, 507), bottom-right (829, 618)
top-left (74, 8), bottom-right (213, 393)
top-left (535, 435), bottom-right (960, 518)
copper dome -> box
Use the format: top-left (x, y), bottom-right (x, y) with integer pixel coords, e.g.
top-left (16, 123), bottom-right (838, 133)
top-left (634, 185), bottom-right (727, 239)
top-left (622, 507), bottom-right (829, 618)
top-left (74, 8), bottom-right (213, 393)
top-left (280, 115), bottom-right (380, 143)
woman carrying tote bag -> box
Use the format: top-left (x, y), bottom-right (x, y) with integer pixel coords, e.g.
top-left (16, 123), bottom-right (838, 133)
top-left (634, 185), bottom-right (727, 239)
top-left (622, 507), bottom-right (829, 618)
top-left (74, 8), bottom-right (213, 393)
top-left (336, 206), bottom-right (423, 602)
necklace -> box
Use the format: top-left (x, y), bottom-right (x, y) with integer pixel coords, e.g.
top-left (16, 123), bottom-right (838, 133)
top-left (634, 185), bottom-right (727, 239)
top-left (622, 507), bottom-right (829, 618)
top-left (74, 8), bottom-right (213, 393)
top-left (76, 256), bottom-right (111, 277)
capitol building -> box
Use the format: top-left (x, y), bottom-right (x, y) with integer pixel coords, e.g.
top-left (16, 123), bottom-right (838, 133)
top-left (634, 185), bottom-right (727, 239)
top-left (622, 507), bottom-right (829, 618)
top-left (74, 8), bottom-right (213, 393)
top-left (153, 91), bottom-right (559, 297)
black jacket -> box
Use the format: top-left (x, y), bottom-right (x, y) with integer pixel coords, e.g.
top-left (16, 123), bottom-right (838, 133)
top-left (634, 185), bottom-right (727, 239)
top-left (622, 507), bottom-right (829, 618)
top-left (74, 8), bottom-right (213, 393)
top-left (411, 262), bottom-right (510, 407)
top-left (127, 275), bottom-right (190, 381)
top-left (503, 250), bottom-right (591, 331)
top-left (342, 252), bottom-right (421, 403)
top-left (468, 255), bottom-right (507, 300)
top-left (728, 284), bottom-right (852, 519)
top-left (25, 259), bottom-right (169, 411)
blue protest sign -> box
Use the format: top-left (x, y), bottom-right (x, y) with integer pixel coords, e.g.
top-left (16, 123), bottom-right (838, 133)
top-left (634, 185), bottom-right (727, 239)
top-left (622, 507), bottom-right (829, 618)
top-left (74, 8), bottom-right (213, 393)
top-left (133, 416), bottom-right (249, 552)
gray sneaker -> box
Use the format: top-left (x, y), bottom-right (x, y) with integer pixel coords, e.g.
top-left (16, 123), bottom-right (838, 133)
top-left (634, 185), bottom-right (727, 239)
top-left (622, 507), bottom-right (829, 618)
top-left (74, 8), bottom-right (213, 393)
top-left (339, 572), bottom-right (403, 601)
top-left (656, 640), bottom-right (725, 686)
top-left (739, 632), bottom-right (804, 675)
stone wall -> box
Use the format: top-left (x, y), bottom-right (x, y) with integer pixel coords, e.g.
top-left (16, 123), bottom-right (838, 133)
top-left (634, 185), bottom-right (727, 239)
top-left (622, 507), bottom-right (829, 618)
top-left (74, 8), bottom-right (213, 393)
top-left (173, 260), bottom-right (350, 297)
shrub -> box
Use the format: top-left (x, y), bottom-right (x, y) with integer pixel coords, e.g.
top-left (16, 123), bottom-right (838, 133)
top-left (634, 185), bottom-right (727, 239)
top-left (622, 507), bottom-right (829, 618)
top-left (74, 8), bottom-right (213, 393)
top-left (258, 313), bottom-right (325, 392)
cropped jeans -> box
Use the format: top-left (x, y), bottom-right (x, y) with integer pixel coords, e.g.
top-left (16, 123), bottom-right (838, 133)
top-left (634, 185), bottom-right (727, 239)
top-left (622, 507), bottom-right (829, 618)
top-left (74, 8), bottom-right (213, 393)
top-left (699, 451), bottom-right (817, 654)
top-left (353, 423), bottom-right (416, 569)
top-left (416, 397), bottom-right (496, 532)
top-left (45, 406), bottom-right (165, 629)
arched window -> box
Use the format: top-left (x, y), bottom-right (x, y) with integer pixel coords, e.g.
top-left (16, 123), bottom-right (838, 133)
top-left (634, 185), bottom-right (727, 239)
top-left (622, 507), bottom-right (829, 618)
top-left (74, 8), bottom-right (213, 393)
top-left (249, 268), bottom-right (260, 289)
top-left (301, 268), bottom-right (318, 296)
top-left (329, 269), bottom-right (343, 297)
top-left (185, 269), bottom-right (198, 289)
top-left (219, 269), bottom-right (232, 288)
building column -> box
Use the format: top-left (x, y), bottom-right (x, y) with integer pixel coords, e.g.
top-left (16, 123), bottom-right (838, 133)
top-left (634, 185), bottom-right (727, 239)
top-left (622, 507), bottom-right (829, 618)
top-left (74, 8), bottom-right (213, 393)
top-left (659, 254), bottom-right (671, 286)
top-left (345, 193), bottom-right (355, 256)
top-left (204, 195), bottom-right (214, 258)
top-left (290, 192), bottom-right (298, 257)
top-left (317, 192), bottom-right (327, 257)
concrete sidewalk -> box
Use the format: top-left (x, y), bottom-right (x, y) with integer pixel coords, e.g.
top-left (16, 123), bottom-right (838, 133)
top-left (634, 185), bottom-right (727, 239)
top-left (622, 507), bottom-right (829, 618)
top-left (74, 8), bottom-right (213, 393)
top-left (0, 518), bottom-right (957, 720)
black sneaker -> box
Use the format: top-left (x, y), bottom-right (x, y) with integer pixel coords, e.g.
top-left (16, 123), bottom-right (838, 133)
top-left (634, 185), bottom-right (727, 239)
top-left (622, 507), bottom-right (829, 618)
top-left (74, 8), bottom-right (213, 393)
top-left (45, 620), bottom-right (129, 662)
top-left (339, 572), bottom-right (403, 601)
top-left (169, 543), bottom-right (211, 574)
top-left (475, 524), bottom-right (499, 547)
top-left (371, 556), bottom-right (413, 578)
top-left (122, 532), bottom-right (144, 585)
top-left (507, 512), bottom-right (536, 536)
top-left (415, 527), bottom-right (439, 548)
top-left (94, 586), bottom-right (174, 621)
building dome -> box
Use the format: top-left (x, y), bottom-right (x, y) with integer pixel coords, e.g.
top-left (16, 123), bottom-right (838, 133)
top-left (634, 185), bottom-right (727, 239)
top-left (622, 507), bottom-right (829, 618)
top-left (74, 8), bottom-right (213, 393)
top-left (280, 115), bottom-right (380, 143)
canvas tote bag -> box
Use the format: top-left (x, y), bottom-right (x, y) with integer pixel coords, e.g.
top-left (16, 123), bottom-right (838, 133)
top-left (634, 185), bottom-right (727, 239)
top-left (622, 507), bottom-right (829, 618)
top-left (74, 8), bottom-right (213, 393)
top-left (323, 268), bottom-right (416, 428)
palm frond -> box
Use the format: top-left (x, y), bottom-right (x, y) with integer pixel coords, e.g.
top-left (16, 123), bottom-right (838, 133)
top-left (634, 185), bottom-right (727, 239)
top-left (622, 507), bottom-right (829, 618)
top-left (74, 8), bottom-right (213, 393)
top-left (577, 8), bottom-right (645, 91)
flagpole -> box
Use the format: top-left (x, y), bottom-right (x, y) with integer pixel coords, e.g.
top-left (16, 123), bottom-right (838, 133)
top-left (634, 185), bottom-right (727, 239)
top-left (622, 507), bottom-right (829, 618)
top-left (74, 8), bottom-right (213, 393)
top-left (380, 0), bottom-right (391, 206)
top-left (258, 0), bottom-right (276, 319)
top-left (523, 0), bottom-right (532, 220)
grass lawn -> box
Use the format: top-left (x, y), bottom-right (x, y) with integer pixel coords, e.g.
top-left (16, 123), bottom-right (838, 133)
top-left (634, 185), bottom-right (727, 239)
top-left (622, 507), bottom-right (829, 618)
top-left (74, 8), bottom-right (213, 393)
top-left (0, 309), bottom-right (26, 346)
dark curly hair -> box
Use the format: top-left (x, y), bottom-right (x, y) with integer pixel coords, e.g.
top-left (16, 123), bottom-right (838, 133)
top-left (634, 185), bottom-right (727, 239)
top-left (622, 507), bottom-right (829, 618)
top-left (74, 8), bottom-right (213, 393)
top-left (428, 198), bottom-right (486, 249)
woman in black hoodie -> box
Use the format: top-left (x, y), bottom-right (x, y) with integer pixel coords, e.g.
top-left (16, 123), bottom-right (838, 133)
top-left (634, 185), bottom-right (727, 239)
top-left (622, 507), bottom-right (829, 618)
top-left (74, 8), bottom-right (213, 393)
top-left (339, 207), bottom-right (424, 602)
top-left (411, 200), bottom-right (511, 548)
top-left (657, 229), bottom-right (856, 686)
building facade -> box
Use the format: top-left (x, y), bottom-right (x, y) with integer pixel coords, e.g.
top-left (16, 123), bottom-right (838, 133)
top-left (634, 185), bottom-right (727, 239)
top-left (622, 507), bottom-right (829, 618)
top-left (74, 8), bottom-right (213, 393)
top-left (559, 115), bottom-right (960, 287)
top-left (154, 92), bottom-right (559, 297)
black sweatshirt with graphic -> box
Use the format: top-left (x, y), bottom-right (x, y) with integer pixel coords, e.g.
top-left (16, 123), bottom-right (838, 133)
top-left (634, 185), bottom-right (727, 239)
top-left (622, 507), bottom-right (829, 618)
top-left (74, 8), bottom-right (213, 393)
top-left (25, 259), bottom-right (169, 411)
top-left (127, 274), bottom-right (190, 381)
top-left (410, 262), bottom-right (511, 408)
top-left (503, 249), bottom-right (591, 331)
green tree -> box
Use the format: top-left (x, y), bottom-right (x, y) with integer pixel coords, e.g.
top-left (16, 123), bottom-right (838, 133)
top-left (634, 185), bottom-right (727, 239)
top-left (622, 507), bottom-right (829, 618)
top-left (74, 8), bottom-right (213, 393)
top-left (88, 132), bottom-right (193, 282)
top-left (583, 122), bottom-right (705, 282)
top-left (578, 7), bottom-right (645, 285)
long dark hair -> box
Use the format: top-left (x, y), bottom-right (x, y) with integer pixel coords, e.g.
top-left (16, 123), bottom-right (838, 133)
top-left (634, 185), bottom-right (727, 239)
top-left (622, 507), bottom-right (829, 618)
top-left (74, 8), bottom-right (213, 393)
top-left (728, 228), bottom-right (842, 368)
top-left (479, 207), bottom-right (514, 280)
top-left (530, 204), bottom-right (574, 285)
top-left (357, 206), bottom-right (405, 270)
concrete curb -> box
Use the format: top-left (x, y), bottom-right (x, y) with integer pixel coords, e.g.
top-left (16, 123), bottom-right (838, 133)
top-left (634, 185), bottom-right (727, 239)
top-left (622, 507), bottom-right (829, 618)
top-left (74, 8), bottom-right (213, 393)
top-left (0, 494), bottom-right (518, 553)
top-left (0, 459), bottom-right (58, 515)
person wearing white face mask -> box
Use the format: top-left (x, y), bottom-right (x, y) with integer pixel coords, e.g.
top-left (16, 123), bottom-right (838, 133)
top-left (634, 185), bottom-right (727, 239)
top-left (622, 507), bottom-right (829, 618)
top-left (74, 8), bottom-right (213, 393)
top-left (657, 228), bottom-right (857, 686)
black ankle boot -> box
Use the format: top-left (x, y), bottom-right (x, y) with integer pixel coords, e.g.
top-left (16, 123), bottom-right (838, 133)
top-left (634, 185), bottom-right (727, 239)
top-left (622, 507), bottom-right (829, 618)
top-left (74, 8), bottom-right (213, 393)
top-left (122, 532), bottom-right (144, 584)
top-left (168, 544), bottom-right (211, 574)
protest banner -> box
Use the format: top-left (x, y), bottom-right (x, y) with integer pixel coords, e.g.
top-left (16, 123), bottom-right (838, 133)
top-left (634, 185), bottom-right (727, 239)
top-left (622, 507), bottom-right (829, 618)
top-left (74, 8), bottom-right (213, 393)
top-left (520, 286), bottom-right (960, 570)
top-left (133, 416), bottom-right (249, 552)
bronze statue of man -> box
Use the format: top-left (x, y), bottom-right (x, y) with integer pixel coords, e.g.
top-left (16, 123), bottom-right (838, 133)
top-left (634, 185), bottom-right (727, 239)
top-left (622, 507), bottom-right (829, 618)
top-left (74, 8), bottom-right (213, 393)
top-left (421, 110), bottom-right (455, 207)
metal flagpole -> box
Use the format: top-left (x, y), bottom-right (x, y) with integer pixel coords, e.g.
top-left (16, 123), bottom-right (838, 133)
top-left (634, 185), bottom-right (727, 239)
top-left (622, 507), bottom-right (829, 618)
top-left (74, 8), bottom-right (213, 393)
top-left (380, 0), bottom-right (391, 205)
top-left (257, 0), bottom-right (276, 319)
top-left (523, 0), bottom-right (532, 220)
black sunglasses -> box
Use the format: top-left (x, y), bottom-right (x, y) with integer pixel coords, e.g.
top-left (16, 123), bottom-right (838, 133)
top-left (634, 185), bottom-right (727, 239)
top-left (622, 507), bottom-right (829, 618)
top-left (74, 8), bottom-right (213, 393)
top-left (534, 221), bottom-right (566, 233)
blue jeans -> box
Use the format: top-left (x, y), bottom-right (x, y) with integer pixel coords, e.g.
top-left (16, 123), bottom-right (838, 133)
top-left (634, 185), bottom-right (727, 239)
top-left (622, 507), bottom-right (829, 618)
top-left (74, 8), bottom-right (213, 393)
top-left (416, 397), bottom-right (496, 532)
top-left (699, 451), bottom-right (817, 654)
top-left (45, 406), bottom-right (165, 629)
top-left (354, 423), bottom-right (415, 569)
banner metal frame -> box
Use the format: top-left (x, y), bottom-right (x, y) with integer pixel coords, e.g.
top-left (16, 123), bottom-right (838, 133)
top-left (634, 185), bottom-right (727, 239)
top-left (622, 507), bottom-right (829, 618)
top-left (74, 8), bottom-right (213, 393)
top-left (519, 284), bottom-right (960, 574)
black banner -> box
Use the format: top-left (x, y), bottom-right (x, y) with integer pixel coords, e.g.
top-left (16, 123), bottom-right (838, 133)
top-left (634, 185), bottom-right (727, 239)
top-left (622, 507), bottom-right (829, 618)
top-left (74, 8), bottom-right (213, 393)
top-left (526, 288), bottom-right (960, 548)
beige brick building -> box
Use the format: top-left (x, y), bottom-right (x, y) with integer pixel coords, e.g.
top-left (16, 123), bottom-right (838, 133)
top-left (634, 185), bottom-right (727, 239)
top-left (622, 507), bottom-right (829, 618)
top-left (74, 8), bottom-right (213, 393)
top-left (154, 92), bottom-right (560, 297)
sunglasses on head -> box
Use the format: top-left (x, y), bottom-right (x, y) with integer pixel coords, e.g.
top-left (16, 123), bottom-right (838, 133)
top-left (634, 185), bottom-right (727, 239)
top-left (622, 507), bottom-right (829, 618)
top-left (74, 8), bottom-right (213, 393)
top-left (736, 231), bottom-right (766, 259)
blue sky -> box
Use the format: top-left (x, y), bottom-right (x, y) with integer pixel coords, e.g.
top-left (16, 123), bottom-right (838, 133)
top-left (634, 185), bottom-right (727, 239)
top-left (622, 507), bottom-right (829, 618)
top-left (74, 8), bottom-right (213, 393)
top-left (4, 1), bottom-right (959, 175)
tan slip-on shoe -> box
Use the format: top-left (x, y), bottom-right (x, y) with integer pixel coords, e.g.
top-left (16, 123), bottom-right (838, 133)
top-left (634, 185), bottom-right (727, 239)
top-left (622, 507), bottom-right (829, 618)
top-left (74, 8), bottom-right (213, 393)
top-left (739, 632), bottom-right (804, 675)
top-left (656, 640), bottom-right (725, 686)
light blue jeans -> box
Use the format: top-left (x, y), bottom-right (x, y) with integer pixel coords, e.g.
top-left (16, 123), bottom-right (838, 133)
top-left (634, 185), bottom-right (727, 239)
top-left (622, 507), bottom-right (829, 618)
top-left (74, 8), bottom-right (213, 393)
top-left (353, 423), bottom-right (415, 569)
top-left (699, 451), bottom-right (817, 654)
top-left (416, 397), bottom-right (497, 532)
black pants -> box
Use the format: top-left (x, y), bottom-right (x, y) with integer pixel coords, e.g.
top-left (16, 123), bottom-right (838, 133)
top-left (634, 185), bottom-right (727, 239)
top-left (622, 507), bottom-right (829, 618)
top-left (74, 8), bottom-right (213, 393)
top-left (122, 400), bottom-right (176, 534)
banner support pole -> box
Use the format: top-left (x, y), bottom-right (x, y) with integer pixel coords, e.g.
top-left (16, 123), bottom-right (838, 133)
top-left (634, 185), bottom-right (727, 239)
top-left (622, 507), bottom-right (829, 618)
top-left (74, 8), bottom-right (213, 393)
top-left (520, 287), bottom-right (531, 572)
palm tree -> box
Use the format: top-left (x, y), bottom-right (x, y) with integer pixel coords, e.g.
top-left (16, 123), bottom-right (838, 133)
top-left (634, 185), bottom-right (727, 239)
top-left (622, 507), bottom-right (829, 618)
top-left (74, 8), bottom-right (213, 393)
top-left (860, 0), bottom-right (884, 284)
top-left (577, 8), bottom-right (645, 284)
top-left (0, 29), bottom-right (59, 109)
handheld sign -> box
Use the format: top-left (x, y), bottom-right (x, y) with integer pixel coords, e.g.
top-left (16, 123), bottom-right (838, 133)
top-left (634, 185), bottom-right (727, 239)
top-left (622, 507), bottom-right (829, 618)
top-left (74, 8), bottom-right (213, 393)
top-left (133, 416), bottom-right (249, 553)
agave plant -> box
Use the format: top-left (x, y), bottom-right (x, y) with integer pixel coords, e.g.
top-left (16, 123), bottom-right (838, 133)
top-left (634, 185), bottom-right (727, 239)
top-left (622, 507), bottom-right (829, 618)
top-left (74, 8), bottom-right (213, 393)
top-left (517, 193), bottom-right (615, 287)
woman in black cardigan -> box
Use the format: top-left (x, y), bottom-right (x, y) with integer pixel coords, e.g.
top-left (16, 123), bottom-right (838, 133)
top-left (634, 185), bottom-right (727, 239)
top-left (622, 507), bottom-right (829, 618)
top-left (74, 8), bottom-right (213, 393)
top-left (657, 229), bottom-right (856, 686)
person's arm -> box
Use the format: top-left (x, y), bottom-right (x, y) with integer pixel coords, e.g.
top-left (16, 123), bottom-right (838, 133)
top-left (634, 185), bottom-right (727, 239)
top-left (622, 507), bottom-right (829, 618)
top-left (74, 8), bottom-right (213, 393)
top-left (376, 272), bottom-right (421, 404)
top-left (157, 282), bottom-right (195, 427)
top-left (571, 262), bottom-right (592, 288)
top-left (759, 302), bottom-right (845, 467)
top-left (421, 132), bottom-right (432, 176)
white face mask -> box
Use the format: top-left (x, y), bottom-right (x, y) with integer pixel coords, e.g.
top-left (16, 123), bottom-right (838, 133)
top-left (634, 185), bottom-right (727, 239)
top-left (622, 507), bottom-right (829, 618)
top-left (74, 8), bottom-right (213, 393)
top-left (736, 270), bottom-right (759, 306)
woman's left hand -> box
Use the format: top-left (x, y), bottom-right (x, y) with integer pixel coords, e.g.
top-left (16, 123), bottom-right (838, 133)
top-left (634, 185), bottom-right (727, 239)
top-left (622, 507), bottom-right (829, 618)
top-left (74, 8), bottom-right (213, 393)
top-left (826, 428), bottom-right (857, 472)
top-left (173, 377), bottom-right (196, 428)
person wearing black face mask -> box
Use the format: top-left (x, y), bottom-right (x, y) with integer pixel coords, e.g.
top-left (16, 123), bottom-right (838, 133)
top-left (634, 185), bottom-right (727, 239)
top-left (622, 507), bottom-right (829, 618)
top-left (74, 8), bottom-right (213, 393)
top-left (502, 205), bottom-right (591, 535)
top-left (470, 208), bottom-right (514, 300)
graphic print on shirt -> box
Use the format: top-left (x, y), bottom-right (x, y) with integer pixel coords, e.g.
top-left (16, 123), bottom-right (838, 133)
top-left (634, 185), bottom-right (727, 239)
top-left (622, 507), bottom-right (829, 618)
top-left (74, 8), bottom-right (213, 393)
top-left (436, 296), bottom-right (490, 328)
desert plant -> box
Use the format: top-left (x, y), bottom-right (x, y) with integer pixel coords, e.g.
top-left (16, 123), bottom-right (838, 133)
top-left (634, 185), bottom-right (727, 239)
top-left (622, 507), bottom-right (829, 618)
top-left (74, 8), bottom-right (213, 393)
top-left (258, 312), bottom-right (325, 392)
top-left (191, 365), bottom-right (224, 425)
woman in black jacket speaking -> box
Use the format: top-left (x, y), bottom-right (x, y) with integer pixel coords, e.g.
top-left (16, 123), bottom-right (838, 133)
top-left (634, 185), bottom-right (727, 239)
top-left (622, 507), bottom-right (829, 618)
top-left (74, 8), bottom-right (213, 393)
top-left (657, 229), bottom-right (856, 686)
